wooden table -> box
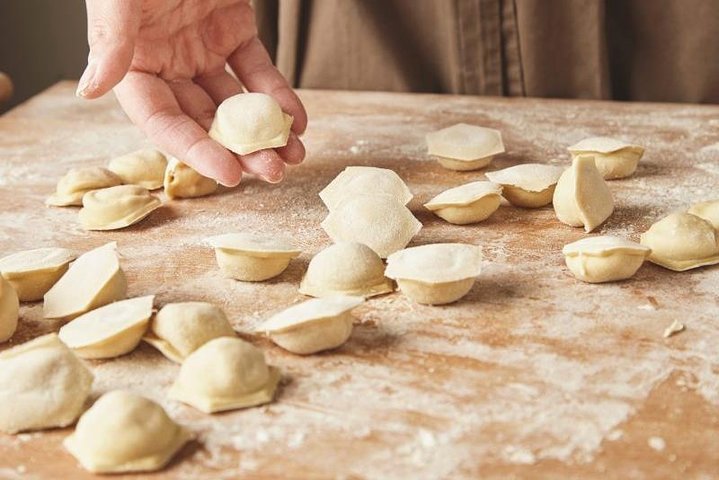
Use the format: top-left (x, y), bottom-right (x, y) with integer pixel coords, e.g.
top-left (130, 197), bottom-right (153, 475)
top-left (0, 82), bottom-right (718, 479)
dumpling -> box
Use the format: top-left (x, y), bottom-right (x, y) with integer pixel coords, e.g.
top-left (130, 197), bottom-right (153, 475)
top-left (0, 247), bottom-right (76, 301)
top-left (44, 242), bottom-right (127, 321)
top-left (568, 137), bottom-right (644, 179)
top-left (46, 167), bottom-right (123, 207)
top-left (257, 296), bottom-right (364, 355)
top-left (209, 92), bottom-right (293, 155)
top-left (687, 199), bottom-right (719, 229)
top-left (0, 334), bottom-right (93, 434)
top-left (79, 185), bottom-right (162, 231)
top-left (424, 181), bottom-right (503, 224)
top-left (385, 243), bottom-right (482, 305)
top-left (64, 391), bottom-right (191, 473)
top-left (553, 156), bottom-right (614, 232)
top-left (426, 123), bottom-right (505, 171)
top-left (319, 166), bottom-right (413, 210)
top-left (168, 337), bottom-right (280, 413)
top-left (144, 302), bottom-right (236, 363)
top-left (206, 233), bottom-right (301, 281)
top-left (321, 195), bottom-right (422, 258)
top-left (58, 295), bottom-right (154, 359)
top-left (640, 212), bottom-right (719, 271)
top-left (485, 163), bottom-right (565, 208)
top-left (164, 157), bottom-right (218, 199)
top-left (562, 236), bottom-right (651, 283)
top-left (107, 148), bottom-right (167, 189)
top-left (299, 242), bottom-right (394, 298)
top-left (0, 275), bottom-right (19, 342)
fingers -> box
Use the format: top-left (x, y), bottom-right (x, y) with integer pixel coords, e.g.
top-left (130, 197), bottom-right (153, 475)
top-left (114, 72), bottom-right (242, 187)
top-left (238, 150), bottom-right (286, 184)
top-left (275, 132), bottom-right (306, 165)
top-left (167, 80), bottom-right (217, 130)
top-left (78, 0), bottom-right (140, 99)
top-left (195, 70), bottom-right (243, 105)
top-left (228, 37), bottom-right (308, 134)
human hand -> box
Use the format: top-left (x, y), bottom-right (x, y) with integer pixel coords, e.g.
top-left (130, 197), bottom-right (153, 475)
top-left (78, 0), bottom-right (307, 186)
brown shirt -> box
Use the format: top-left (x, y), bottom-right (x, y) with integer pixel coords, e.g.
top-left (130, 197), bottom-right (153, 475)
top-left (254, 0), bottom-right (719, 103)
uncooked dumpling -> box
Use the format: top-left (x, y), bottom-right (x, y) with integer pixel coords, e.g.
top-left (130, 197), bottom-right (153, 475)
top-left (485, 163), bottom-right (565, 208)
top-left (319, 166), bottom-right (413, 210)
top-left (385, 243), bottom-right (482, 305)
top-left (321, 195), bottom-right (422, 258)
top-left (0, 334), bottom-right (93, 434)
top-left (424, 181), bottom-right (502, 224)
top-left (299, 242), bottom-right (394, 298)
top-left (0, 247), bottom-right (76, 301)
top-left (108, 149), bottom-right (167, 189)
top-left (64, 390), bottom-right (191, 474)
top-left (79, 185), bottom-right (162, 231)
top-left (257, 296), bottom-right (364, 355)
top-left (44, 242), bottom-right (127, 320)
top-left (426, 123), bottom-right (505, 171)
top-left (0, 275), bottom-right (19, 342)
top-left (164, 157), bottom-right (218, 199)
top-left (169, 337), bottom-right (280, 413)
top-left (209, 92), bottom-right (293, 155)
top-left (568, 137), bottom-right (644, 179)
top-left (58, 295), bottom-right (154, 359)
top-left (46, 167), bottom-right (123, 206)
top-left (562, 236), bottom-right (651, 283)
top-left (206, 233), bottom-right (301, 281)
top-left (640, 212), bottom-right (719, 271)
top-left (144, 302), bottom-right (236, 363)
top-left (687, 199), bottom-right (719, 229)
top-left (553, 156), bottom-right (614, 232)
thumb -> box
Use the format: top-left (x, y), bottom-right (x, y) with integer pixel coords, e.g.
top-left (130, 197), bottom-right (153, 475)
top-left (77, 0), bottom-right (140, 99)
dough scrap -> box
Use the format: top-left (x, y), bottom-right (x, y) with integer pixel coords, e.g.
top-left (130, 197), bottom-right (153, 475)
top-left (0, 334), bottom-right (93, 434)
top-left (687, 199), bottom-right (719, 229)
top-left (568, 137), bottom-right (644, 179)
top-left (79, 184), bottom-right (162, 231)
top-left (319, 166), bottom-right (413, 210)
top-left (385, 243), bottom-right (482, 305)
top-left (0, 275), bottom-right (19, 342)
top-left (299, 242), bottom-right (394, 298)
top-left (321, 195), bottom-right (422, 258)
top-left (640, 212), bottom-right (719, 271)
top-left (424, 181), bottom-right (503, 224)
top-left (164, 157), bottom-right (218, 199)
top-left (562, 235), bottom-right (651, 283)
top-left (485, 163), bottom-right (565, 208)
top-left (553, 156), bottom-right (614, 232)
top-left (58, 295), bottom-right (154, 359)
top-left (44, 242), bottom-right (127, 321)
top-left (144, 302), bottom-right (236, 363)
top-left (0, 247), bottom-right (76, 301)
top-left (46, 167), bottom-right (124, 207)
top-left (108, 149), bottom-right (167, 189)
top-left (426, 123), bottom-right (504, 171)
top-left (64, 390), bottom-right (191, 474)
top-left (257, 296), bottom-right (364, 355)
top-left (209, 92), bottom-right (293, 155)
top-left (169, 337), bottom-right (280, 413)
top-left (206, 232), bottom-right (301, 281)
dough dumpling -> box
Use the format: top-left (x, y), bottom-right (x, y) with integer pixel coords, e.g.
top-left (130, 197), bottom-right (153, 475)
top-left (0, 247), bottom-right (76, 301)
top-left (0, 275), bottom-right (19, 343)
top-left (568, 137), bottom-right (644, 179)
top-left (209, 92), bottom-right (293, 155)
top-left (79, 184), bottom-right (162, 231)
top-left (553, 156), bottom-right (614, 232)
top-left (206, 233), bottom-right (301, 281)
top-left (319, 166), bottom-right (413, 210)
top-left (108, 148), bottom-right (167, 189)
top-left (46, 167), bottom-right (123, 206)
top-left (485, 163), bottom-right (565, 208)
top-left (164, 157), bottom-right (218, 199)
top-left (169, 337), bottom-right (280, 413)
top-left (0, 334), bottom-right (93, 434)
top-left (64, 390), bottom-right (191, 473)
top-left (640, 212), bottom-right (719, 271)
top-left (687, 199), bottom-right (719, 229)
top-left (426, 123), bottom-right (505, 171)
top-left (424, 181), bottom-right (503, 224)
top-left (562, 236), bottom-right (651, 283)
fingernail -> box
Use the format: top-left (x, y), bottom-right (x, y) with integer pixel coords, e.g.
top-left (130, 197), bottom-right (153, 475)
top-left (76, 61), bottom-right (98, 97)
top-left (263, 169), bottom-right (285, 184)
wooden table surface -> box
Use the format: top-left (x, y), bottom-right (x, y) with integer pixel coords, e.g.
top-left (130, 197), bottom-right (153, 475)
top-left (0, 81), bottom-right (718, 479)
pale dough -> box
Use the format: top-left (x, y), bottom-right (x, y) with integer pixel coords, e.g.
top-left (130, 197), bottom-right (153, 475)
top-left (687, 199), bottom-right (719, 229)
top-left (0, 275), bottom-right (19, 342)
top-left (46, 167), bottom-right (123, 207)
top-left (485, 163), bottom-right (565, 208)
top-left (319, 166), bottom-right (413, 210)
top-left (0, 247), bottom-right (76, 301)
top-left (206, 232), bottom-right (301, 281)
top-left (79, 184), bottom-right (162, 231)
top-left (164, 157), bottom-right (218, 199)
top-left (0, 334), bottom-right (93, 434)
top-left (424, 181), bottom-right (503, 224)
top-left (562, 236), bottom-right (651, 283)
top-left (553, 156), bottom-right (614, 232)
top-left (209, 92), bottom-right (293, 155)
top-left (108, 149), bottom-right (167, 189)
top-left (64, 390), bottom-right (191, 473)
top-left (58, 295), bottom-right (154, 359)
top-left (169, 337), bottom-right (280, 413)
top-left (144, 302), bottom-right (236, 363)
top-left (299, 242), bottom-right (394, 298)
top-left (640, 212), bottom-right (719, 271)
top-left (568, 137), bottom-right (644, 179)
top-left (385, 243), bottom-right (482, 305)
top-left (426, 123), bottom-right (505, 171)
top-left (257, 296), bottom-right (364, 355)
top-left (44, 242), bottom-right (127, 320)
